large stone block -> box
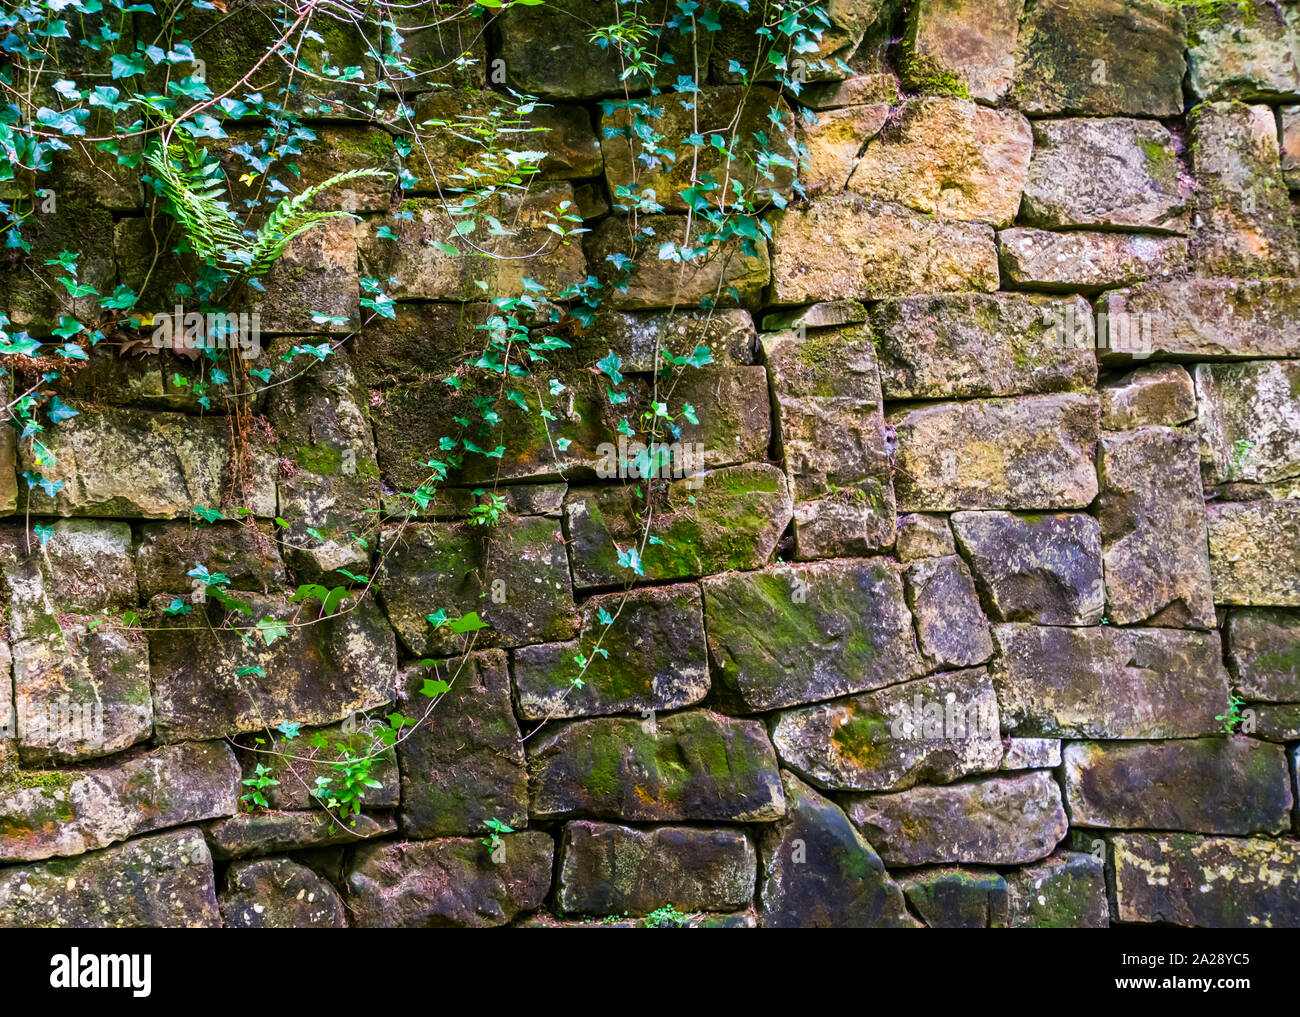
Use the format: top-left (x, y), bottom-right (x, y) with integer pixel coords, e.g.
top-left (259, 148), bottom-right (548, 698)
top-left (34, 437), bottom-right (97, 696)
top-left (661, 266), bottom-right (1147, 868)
top-left (1227, 608), bottom-right (1300, 701)
top-left (1099, 278), bottom-right (1300, 360)
top-left (601, 86), bottom-right (795, 212)
top-left (587, 215), bottom-right (770, 309)
top-left (556, 821), bottom-right (755, 917)
top-left (990, 624), bottom-right (1231, 738)
top-left (901, 0), bottom-right (1024, 103)
top-left (1113, 833), bottom-right (1300, 927)
top-left (241, 219), bottom-right (361, 333)
top-left (18, 407), bottom-right (276, 518)
top-left (1189, 102), bottom-right (1299, 277)
top-left (1100, 365), bottom-right (1197, 429)
top-left (1021, 117), bottom-right (1184, 231)
top-left (998, 228), bottom-right (1188, 291)
top-left (951, 510), bottom-right (1104, 625)
top-left (512, 584), bottom-right (708, 722)
top-left (770, 667), bottom-right (1000, 792)
top-left (872, 293), bottom-right (1096, 399)
top-left (564, 463), bottom-right (792, 589)
top-left (1196, 360), bottom-right (1300, 486)
top-left (767, 195), bottom-right (1000, 304)
top-left (1206, 500), bottom-right (1300, 604)
top-left (0, 828), bottom-right (219, 928)
top-left (889, 393), bottom-right (1099, 511)
top-left (136, 521), bottom-right (286, 598)
top-left (1005, 851), bottom-right (1108, 928)
top-left (220, 857), bottom-right (346, 929)
top-left (1063, 738), bottom-right (1293, 834)
top-left (798, 104), bottom-right (890, 194)
top-left (527, 710), bottom-right (784, 823)
top-left (378, 515), bottom-right (575, 657)
top-left (901, 868), bottom-right (1009, 928)
top-left (345, 832), bottom-right (554, 927)
top-left (1096, 426), bottom-right (1217, 628)
top-left (0, 741), bottom-right (239, 863)
top-left (703, 559), bottom-right (923, 713)
top-left (758, 771), bottom-right (914, 928)
top-left (1010, 0), bottom-right (1185, 116)
top-left (846, 97), bottom-right (1032, 226)
top-left (149, 593), bottom-right (397, 742)
top-left (845, 771), bottom-right (1068, 866)
top-left (1186, 0), bottom-right (1300, 101)
top-left (205, 811), bottom-right (396, 860)
top-left (904, 556), bottom-right (995, 668)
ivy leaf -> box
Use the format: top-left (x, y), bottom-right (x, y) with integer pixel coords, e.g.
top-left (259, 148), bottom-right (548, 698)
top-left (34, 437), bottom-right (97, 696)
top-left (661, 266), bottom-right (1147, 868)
top-left (449, 611), bottom-right (489, 634)
top-left (256, 617), bottom-right (289, 646)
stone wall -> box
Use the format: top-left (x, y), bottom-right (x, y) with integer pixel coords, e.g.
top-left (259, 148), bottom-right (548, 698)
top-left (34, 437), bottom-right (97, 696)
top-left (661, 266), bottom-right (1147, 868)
top-left (1, 0), bottom-right (1300, 928)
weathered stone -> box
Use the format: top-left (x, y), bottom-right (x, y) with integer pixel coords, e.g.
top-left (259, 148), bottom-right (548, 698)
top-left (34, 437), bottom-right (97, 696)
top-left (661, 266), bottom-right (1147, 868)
top-left (136, 521), bottom-right (286, 598)
top-left (1096, 426), bottom-right (1217, 628)
top-left (401, 92), bottom-right (600, 188)
top-left (267, 340), bottom-right (380, 578)
top-left (377, 516), bottom-right (574, 657)
top-left (800, 74), bottom-right (900, 109)
top-left (0, 828), bottom-right (219, 928)
top-left (761, 324), bottom-right (895, 555)
top-left (602, 87), bottom-right (795, 212)
top-left (1196, 360), bottom-right (1300, 486)
top-left (359, 187), bottom-right (587, 301)
top-left (1227, 608), bottom-right (1300, 701)
top-left (1005, 850), bottom-right (1108, 928)
top-left (1010, 0), bottom-right (1185, 116)
top-left (527, 710), bottom-right (784, 823)
top-left (1021, 118), bottom-right (1184, 231)
top-left (520, 910), bottom-right (758, 928)
top-left (1100, 365), bottom-right (1197, 429)
top-left (205, 811), bottom-right (396, 860)
top-left (0, 741), bottom-right (238, 863)
top-left (799, 104), bottom-right (890, 193)
top-left (564, 463), bottom-right (792, 589)
top-left (1285, 105), bottom-right (1300, 189)
top-left (1189, 102), bottom-right (1300, 277)
top-left (2, 203), bottom-right (114, 333)
top-left (846, 98), bottom-right (1032, 226)
top-left (498, 0), bottom-right (696, 98)
top-left (771, 667), bottom-right (1000, 792)
top-left (872, 293), bottom-right (1096, 399)
top-left (568, 309), bottom-right (758, 371)
top-left (378, 6), bottom-right (486, 93)
top-left (235, 716), bottom-right (400, 813)
top-left (220, 857), bottom-right (346, 928)
top-left (241, 218), bottom-right (361, 332)
top-left (556, 822), bottom-right (755, 917)
top-left (1001, 737), bottom-right (1061, 771)
top-left (587, 215), bottom-right (769, 309)
top-left (902, 0), bottom-right (1023, 102)
top-left (951, 510), bottom-right (1103, 625)
top-left (845, 771), bottom-right (1068, 866)
top-left (901, 868), bottom-right (1009, 928)
top-left (990, 624), bottom-right (1231, 738)
top-left (1099, 278), bottom-right (1300, 360)
top-left (710, 0), bottom-right (881, 85)
top-left (669, 366), bottom-right (773, 468)
top-left (1063, 738), bottom-right (1293, 834)
top-left (889, 394), bottom-right (1100, 511)
top-left (896, 513), bottom-right (955, 561)
top-left (396, 650), bottom-right (527, 838)
top-left (1250, 702), bottom-right (1300, 740)
top-left (11, 625), bottom-right (152, 765)
top-left (1206, 499), bottom-right (1300, 604)
top-left (1112, 832), bottom-right (1300, 927)
top-left (762, 301), bottom-right (870, 332)
top-left (345, 832), bottom-right (554, 928)
top-left (19, 407), bottom-right (276, 518)
top-left (758, 771), bottom-right (914, 928)
top-left (149, 593), bottom-right (396, 742)
top-left (998, 228), bottom-right (1188, 291)
top-left (513, 585), bottom-right (707, 722)
top-left (703, 559), bottom-right (923, 713)
top-left (904, 557), bottom-right (994, 667)
top-left (767, 195), bottom-right (1000, 304)
top-left (1186, 0), bottom-right (1300, 101)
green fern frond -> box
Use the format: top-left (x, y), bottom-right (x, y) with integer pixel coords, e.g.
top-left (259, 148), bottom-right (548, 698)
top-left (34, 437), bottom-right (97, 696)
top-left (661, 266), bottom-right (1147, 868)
top-left (143, 140), bottom-right (245, 267)
top-left (248, 167), bottom-right (393, 278)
